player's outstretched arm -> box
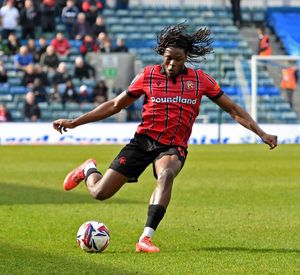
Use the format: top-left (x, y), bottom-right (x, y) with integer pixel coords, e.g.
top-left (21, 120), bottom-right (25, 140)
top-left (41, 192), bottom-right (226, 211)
top-left (53, 91), bottom-right (137, 134)
top-left (213, 94), bottom-right (278, 149)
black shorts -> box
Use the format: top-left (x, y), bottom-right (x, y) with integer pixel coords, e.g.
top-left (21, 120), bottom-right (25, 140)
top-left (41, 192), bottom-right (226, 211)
top-left (109, 133), bottom-right (188, 182)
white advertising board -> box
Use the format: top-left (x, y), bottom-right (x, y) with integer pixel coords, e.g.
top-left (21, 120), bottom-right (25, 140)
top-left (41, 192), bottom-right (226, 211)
top-left (0, 123), bottom-right (299, 145)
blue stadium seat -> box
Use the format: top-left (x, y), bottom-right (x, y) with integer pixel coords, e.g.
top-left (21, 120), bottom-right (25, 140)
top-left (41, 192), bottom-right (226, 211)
top-left (10, 86), bottom-right (28, 95)
top-left (222, 86), bottom-right (239, 95)
top-left (0, 83), bottom-right (10, 93)
top-left (268, 11), bottom-right (300, 55)
top-left (257, 86), bottom-right (280, 96)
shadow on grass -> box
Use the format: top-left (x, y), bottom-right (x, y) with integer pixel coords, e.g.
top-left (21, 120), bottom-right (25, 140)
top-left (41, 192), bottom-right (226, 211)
top-left (0, 182), bottom-right (143, 205)
top-left (197, 246), bottom-right (300, 254)
top-left (0, 241), bottom-right (140, 275)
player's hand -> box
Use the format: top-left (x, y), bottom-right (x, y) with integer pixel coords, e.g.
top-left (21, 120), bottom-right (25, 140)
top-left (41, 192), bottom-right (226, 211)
top-left (261, 133), bottom-right (277, 150)
top-left (53, 119), bottom-right (75, 134)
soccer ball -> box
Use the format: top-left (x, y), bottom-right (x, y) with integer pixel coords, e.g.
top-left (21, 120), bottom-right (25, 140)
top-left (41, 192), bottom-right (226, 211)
top-left (76, 221), bottom-right (110, 253)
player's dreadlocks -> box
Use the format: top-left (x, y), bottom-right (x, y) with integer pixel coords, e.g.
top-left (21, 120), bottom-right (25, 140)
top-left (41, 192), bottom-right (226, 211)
top-left (155, 22), bottom-right (213, 62)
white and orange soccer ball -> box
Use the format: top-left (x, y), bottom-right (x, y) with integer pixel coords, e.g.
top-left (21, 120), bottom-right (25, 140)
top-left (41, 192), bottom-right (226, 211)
top-left (76, 221), bottom-right (110, 253)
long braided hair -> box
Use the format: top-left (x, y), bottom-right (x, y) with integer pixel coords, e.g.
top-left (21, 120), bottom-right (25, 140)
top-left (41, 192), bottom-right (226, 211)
top-left (154, 22), bottom-right (213, 62)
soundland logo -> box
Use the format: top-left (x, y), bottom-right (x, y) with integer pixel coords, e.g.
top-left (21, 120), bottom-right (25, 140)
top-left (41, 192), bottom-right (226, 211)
top-left (150, 96), bottom-right (197, 105)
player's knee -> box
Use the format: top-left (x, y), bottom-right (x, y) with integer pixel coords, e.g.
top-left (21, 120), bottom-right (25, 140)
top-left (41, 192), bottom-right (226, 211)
top-left (91, 189), bottom-right (110, 201)
top-left (157, 168), bottom-right (175, 187)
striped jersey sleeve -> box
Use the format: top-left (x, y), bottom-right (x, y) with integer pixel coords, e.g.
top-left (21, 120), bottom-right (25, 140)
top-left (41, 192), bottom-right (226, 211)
top-left (201, 72), bottom-right (223, 99)
top-left (127, 71), bottom-right (145, 98)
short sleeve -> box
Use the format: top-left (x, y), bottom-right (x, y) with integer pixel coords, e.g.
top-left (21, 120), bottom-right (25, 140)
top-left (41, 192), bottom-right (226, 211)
top-left (201, 72), bottom-right (223, 99)
top-left (127, 71), bottom-right (145, 98)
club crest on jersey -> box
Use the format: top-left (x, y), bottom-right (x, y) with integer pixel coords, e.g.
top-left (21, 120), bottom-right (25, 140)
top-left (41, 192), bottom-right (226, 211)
top-left (185, 81), bottom-right (195, 90)
top-left (119, 156), bottom-right (126, 165)
top-left (156, 80), bottom-right (161, 86)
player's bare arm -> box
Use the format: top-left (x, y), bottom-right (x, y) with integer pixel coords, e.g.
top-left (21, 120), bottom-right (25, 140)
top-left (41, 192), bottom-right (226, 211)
top-left (53, 91), bottom-right (137, 134)
top-left (213, 93), bottom-right (278, 149)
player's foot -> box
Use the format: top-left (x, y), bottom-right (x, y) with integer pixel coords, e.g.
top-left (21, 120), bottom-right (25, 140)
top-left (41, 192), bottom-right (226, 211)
top-left (135, 236), bottom-right (160, 253)
top-left (63, 159), bottom-right (96, 191)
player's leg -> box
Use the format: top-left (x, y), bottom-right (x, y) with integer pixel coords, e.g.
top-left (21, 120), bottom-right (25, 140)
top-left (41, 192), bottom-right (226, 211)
top-left (85, 168), bottom-right (128, 200)
top-left (63, 158), bottom-right (128, 199)
top-left (150, 154), bottom-right (183, 207)
top-left (63, 137), bottom-right (151, 200)
top-left (136, 149), bottom-right (185, 253)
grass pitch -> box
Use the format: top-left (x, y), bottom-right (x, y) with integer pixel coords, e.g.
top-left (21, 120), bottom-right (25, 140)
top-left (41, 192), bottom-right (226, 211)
top-left (0, 144), bottom-right (299, 274)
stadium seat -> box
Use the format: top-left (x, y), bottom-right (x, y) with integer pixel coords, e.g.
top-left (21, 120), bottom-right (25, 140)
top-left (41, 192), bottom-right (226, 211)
top-left (10, 86), bottom-right (28, 95)
top-left (49, 103), bottom-right (64, 111)
top-left (51, 111), bottom-right (68, 119)
top-left (80, 103), bottom-right (95, 112)
top-left (68, 111), bottom-right (84, 118)
top-left (281, 112), bottom-right (299, 123)
top-left (0, 93), bottom-right (13, 102)
top-left (0, 83), bottom-right (10, 93)
top-left (10, 110), bottom-right (23, 121)
top-left (65, 102), bottom-right (80, 111)
top-left (8, 78), bottom-right (22, 86)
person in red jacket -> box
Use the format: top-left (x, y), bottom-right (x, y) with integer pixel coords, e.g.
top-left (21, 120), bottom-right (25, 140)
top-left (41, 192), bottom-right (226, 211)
top-left (80, 34), bottom-right (99, 56)
top-left (281, 64), bottom-right (298, 108)
top-left (82, 0), bottom-right (104, 25)
top-left (257, 27), bottom-right (272, 56)
top-left (53, 23), bottom-right (278, 253)
top-left (51, 32), bottom-right (71, 56)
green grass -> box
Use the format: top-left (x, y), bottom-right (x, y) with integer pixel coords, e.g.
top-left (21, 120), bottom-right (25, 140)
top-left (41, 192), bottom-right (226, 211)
top-left (0, 144), bottom-right (299, 274)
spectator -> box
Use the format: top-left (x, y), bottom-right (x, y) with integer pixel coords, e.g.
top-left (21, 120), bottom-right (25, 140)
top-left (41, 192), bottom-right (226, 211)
top-left (230, 0), bottom-right (242, 27)
top-left (26, 38), bottom-right (39, 62)
top-left (51, 32), bottom-right (71, 56)
top-left (48, 86), bottom-right (61, 103)
top-left (78, 84), bottom-right (90, 102)
top-left (31, 78), bottom-right (48, 103)
top-left (113, 37), bottom-right (128, 53)
top-left (19, 0), bottom-right (39, 39)
top-left (74, 56), bottom-right (95, 80)
top-left (0, 60), bottom-right (8, 83)
top-left (0, 103), bottom-right (12, 122)
top-left (34, 63), bottom-right (49, 86)
top-left (0, 0), bottom-right (19, 39)
top-left (0, 34), bottom-right (9, 56)
top-left (23, 91), bottom-right (41, 122)
top-left (7, 33), bottom-right (21, 55)
top-left (96, 31), bottom-right (108, 51)
top-left (40, 0), bottom-right (56, 32)
top-left (115, 0), bottom-right (129, 10)
top-left (15, 0), bottom-right (25, 11)
top-left (100, 39), bottom-right (113, 53)
top-left (36, 37), bottom-right (48, 62)
top-left (82, 0), bottom-right (104, 25)
top-left (257, 27), bottom-right (272, 56)
top-left (92, 15), bottom-right (107, 38)
top-left (52, 62), bottom-right (72, 94)
top-left (40, 45), bottom-right (60, 73)
top-left (22, 63), bottom-right (38, 87)
top-left (55, 0), bottom-right (67, 16)
top-left (281, 63), bottom-right (298, 108)
top-left (80, 34), bottom-right (98, 56)
top-left (62, 79), bottom-right (78, 105)
top-left (71, 12), bottom-right (90, 40)
top-left (14, 45), bottom-right (33, 71)
top-left (61, 0), bottom-right (79, 35)
top-left (91, 79), bottom-right (107, 104)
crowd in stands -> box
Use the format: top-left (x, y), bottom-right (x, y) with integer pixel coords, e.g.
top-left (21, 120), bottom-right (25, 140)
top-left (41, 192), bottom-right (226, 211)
top-left (0, 1), bottom-right (298, 124)
top-left (0, 0), bottom-right (129, 122)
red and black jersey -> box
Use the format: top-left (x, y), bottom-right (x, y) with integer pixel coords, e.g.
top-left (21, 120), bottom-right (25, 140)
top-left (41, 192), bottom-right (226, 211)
top-left (127, 64), bottom-right (223, 148)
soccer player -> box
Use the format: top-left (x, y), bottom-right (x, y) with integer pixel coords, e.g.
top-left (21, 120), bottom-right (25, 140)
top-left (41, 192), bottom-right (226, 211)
top-left (53, 23), bottom-right (278, 253)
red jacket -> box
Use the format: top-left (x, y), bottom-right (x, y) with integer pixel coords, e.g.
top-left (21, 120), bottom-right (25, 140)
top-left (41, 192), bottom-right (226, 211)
top-left (51, 38), bottom-right (70, 56)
